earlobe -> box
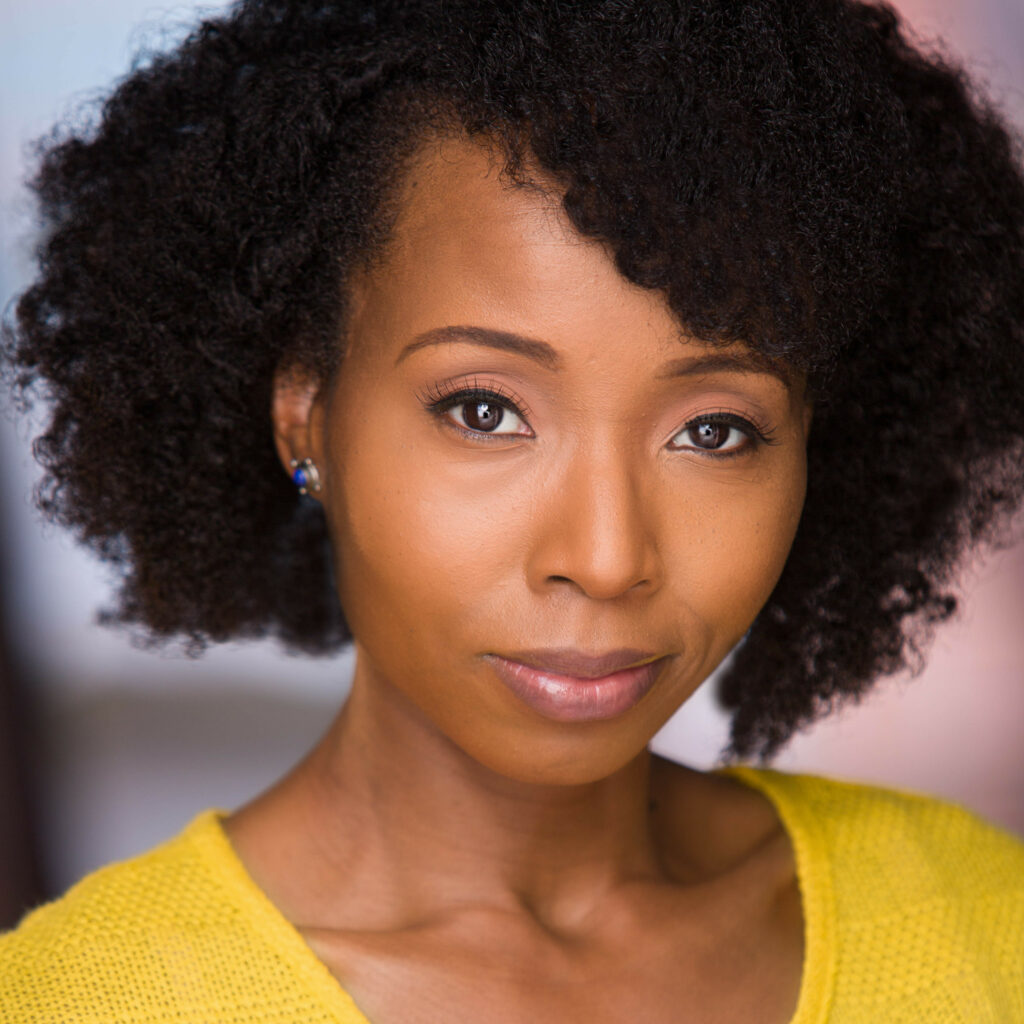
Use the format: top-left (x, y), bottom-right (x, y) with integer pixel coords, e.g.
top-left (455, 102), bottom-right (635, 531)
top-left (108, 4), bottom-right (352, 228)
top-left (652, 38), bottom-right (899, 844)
top-left (271, 364), bottom-right (326, 495)
top-left (289, 457), bottom-right (322, 496)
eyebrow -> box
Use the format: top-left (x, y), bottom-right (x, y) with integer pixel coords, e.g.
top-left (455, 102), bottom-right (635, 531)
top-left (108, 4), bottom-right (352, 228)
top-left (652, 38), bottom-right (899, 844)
top-left (656, 352), bottom-right (794, 388)
top-left (396, 324), bottom-right (793, 388)
top-left (396, 326), bottom-right (561, 369)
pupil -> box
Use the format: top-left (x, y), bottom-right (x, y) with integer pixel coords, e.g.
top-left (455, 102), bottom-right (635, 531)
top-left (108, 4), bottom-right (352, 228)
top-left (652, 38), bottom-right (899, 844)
top-left (465, 401), bottom-right (503, 432)
top-left (693, 422), bottom-right (726, 448)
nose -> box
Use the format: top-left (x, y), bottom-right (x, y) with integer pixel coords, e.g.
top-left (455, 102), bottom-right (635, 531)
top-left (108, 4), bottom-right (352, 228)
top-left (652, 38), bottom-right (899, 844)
top-left (526, 444), bottom-right (661, 601)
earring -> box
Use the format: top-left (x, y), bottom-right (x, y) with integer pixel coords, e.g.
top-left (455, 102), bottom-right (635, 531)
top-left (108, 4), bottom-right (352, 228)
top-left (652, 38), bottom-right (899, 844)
top-left (289, 457), bottom-right (322, 495)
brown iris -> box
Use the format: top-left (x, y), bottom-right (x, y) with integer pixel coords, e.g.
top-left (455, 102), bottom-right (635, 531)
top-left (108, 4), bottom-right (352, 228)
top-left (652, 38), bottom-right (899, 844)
top-left (690, 422), bottom-right (730, 449)
top-left (463, 401), bottom-right (504, 432)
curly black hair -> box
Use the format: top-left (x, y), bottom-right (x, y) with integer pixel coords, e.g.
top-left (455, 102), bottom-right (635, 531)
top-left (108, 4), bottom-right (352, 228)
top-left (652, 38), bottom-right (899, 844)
top-left (4, 0), bottom-right (1024, 758)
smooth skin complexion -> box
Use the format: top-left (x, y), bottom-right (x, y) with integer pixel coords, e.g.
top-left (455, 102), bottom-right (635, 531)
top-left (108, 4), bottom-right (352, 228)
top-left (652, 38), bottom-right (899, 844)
top-left (228, 135), bottom-right (813, 1024)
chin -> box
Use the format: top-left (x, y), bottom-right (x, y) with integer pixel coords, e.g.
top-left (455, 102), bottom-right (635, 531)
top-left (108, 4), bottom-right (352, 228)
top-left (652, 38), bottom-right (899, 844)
top-left (454, 724), bottom-right (653, 788)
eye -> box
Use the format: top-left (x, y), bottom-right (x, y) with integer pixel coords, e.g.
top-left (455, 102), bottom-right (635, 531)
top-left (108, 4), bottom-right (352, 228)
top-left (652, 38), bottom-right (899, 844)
top-left (447, 396), bottom-right (528, 435)
top-left (669, 413), bottom-right (767, 456)
top-left (425, 386), bottom-right (533, 438)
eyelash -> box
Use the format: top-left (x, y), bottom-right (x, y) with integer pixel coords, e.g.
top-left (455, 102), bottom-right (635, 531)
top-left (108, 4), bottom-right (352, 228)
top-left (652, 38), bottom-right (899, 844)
top-left (670, 409), bottom-right (779, 459)
top-left (419, 382), bottom-right (777, 456)
top-left (418, 380), bottom-right (534, 438)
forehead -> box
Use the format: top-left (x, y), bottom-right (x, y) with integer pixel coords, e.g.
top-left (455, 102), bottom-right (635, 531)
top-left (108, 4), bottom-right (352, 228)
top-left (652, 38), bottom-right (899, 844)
top-left (345, 132), bottom-right (798, 394)
top-left (394, 134), bottom-right (568, 250)
top-left (350, 135), bottom-right (687, 358)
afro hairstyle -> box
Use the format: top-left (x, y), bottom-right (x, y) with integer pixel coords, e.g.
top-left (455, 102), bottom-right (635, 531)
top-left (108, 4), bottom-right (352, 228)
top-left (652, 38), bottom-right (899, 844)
top-left (5, 0), bottom-right (1024, 757)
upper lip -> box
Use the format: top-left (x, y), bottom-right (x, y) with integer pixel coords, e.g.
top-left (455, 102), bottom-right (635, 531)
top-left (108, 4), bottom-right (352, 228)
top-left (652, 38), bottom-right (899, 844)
top-left (487, 648), bottom-right (663, 680)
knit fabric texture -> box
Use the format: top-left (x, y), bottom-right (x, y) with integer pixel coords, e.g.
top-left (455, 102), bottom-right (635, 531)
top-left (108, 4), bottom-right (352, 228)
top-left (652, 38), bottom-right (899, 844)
top-left (2, 767), bottom-right (1023, 1022)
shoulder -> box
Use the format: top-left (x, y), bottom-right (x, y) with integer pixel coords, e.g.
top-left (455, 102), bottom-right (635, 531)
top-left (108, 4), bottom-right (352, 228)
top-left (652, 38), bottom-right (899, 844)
top-left (6, 809), bottom-right (206, 922)
top-left (0, 810), bottom-right (259, 1021)
top-left (725, 766), bottom-right (1024, 886)
top-left (1, 810), bottom-right (365, 1023)
top-left (726, 767), bottom-right (1024, 1018)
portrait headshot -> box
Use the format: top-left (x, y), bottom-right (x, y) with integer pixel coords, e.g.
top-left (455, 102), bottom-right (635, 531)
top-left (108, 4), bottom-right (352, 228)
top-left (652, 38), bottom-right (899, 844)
top-left (1, 0), bottom-right (1023, 1021)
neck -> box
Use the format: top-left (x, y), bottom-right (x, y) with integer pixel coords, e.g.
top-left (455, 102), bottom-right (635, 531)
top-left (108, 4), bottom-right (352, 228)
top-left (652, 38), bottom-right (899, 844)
top-left (239, 656), bottom-right (674, 933)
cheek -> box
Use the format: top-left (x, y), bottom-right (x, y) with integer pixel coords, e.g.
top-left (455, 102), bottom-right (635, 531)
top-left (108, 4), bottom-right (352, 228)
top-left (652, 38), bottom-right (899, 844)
top-left (663, 457), bottom-right (806, 643)
top-left (326, 429), bottom-right (530, 659)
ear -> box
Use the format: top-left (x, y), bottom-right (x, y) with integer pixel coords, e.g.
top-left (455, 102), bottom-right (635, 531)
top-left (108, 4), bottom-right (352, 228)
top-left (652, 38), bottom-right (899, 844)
top-left (271, 362), bottom-right (327, 497)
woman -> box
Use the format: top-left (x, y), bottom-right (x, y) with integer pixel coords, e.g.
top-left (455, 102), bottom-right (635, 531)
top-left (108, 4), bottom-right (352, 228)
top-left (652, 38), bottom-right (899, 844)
top-left (2, 0), bottom-right (1023, 1020)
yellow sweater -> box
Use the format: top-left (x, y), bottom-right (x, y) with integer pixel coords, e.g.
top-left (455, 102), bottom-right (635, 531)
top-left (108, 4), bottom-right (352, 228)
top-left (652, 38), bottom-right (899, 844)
top-left (2, 768), bottom-right (1023, 1022)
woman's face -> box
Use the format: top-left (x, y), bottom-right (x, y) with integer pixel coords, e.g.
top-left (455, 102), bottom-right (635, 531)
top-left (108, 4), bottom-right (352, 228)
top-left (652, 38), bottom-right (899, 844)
top-left (281, 136), bottom-right (811, 785)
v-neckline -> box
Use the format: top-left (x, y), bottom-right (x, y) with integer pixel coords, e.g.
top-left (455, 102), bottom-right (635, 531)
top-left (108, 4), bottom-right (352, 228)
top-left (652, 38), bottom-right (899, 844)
top-left (715, 766), bottom-right (837, 1024)
top-left (196, 765), bottom-right (835, 1024)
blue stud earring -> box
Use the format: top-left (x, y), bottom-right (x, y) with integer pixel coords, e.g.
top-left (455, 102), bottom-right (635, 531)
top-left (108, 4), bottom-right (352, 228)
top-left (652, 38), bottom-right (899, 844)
top-left (289, 457), bottom-right (322, 496)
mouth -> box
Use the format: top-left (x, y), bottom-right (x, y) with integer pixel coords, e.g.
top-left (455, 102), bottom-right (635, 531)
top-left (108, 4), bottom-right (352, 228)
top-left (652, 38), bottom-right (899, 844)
top-left (482, 648), bottom-right (670, 722)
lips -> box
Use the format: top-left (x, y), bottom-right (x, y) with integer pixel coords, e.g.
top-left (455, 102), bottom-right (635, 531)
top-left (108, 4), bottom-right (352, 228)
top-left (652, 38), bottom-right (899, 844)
top-left (483, 648), bottom-right (669, 722)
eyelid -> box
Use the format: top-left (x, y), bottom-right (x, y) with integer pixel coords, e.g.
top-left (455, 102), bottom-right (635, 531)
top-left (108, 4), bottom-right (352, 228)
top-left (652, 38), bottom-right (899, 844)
top-left (418, 376), bottom-right (533, 418)
top-left (418, 377), bottom-right (534, 437)
top-left (679, 407), bottom-right (776, 442)
top-left (668, 408), bottom-right (779, 456)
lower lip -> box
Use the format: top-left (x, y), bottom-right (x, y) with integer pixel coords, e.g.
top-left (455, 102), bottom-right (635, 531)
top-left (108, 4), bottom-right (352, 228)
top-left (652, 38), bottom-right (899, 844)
top-left (484, 655), bottom-right (668, 722)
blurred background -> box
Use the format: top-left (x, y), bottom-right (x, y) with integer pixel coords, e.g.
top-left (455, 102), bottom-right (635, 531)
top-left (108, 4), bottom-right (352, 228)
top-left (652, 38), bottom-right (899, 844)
top-left (1, 0), bottom-right (1023, 928)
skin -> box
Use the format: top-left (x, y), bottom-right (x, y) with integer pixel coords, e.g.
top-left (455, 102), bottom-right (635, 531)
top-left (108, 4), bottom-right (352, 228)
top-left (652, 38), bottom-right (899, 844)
top-left (228, 135), bottom-right (813, 1024)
